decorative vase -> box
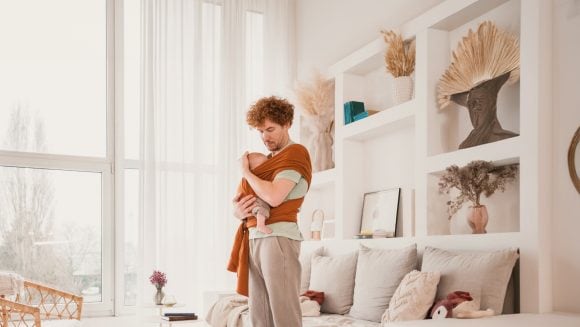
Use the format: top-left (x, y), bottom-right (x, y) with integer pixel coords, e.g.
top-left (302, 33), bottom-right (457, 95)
top-left (467, 205), bottom-right (488, 234)
top-left (154, 286), bottom-right (165, 305)
top-left (303, 116), bottom-right (334, 172)
top-left (393, 76), bottom-right (414, 104)
top-left (310, 209), bottom-right (325, 240)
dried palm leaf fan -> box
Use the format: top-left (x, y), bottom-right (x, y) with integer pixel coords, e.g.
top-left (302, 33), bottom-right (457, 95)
top-left (438, 21), bottom-right (520, 149)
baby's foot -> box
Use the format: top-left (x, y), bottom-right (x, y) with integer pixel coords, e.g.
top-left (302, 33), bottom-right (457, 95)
top-left (257, 224), bottom-right (272, 234)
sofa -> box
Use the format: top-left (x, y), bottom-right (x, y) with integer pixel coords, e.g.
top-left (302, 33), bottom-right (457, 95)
top-left (293, 240), bottom-right (518, 326)
top-left (206, 238), bottom-right (580, 327)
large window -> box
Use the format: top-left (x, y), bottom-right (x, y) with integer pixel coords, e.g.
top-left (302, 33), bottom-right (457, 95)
top-left (0, 0), bottom-right (106, 158)
top-left (0, 0), bottom-right (112, 314)
top-left (0, 167), bottom-right (103, 301)
top-left (1, 0), bottom-right (266, 316)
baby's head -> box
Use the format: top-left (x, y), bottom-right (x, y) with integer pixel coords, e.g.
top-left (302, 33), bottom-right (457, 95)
top-left (248, 152), bottom-right (268, 170)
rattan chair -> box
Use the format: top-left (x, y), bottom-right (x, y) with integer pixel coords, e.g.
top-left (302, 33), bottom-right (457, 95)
top-left (0, 280), bottom-right (83, 327)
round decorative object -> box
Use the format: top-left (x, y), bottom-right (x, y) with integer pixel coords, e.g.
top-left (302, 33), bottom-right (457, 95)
top-left (162, 294), bottom-right (177, 307)
top-left (393, 76), bottom-right (414, 104)
top-left (568, 127), bottom-right (580, 193)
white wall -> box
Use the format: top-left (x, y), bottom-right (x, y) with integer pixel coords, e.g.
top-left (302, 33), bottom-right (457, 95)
top-left (296, 0), bottom-right (580, 314)
top-left (551, 0), bottom-right (580, 314)
top-left (295, 0), bottom-right (443, 80)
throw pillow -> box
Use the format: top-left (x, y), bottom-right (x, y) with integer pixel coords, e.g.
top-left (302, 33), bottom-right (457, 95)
top-left (299, 247), bottom-right (324, 294)
top-left (421, 246), bottom-right (518, 315)
top-left (382, 270), bottom-right (440, 322)
top-left (348, 244), bottom-right (417, 322)
top-left (309, 250), bottom-right (358, 314)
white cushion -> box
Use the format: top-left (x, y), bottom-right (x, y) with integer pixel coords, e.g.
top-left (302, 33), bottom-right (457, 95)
top-left (382, 270), bottom-right (440, 322)
top-left (303, 314), bottom-right (380, 327)
top-left (309, 251), bottom-right (358, 314)
top-left (300, 247), bottom-right (324, 294)
top-left (349, 244), bottom-right (417, 322)
top-left (421, 247), bottom-right (518, 315)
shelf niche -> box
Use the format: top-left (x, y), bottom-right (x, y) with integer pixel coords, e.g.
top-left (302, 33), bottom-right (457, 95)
top-left (299, 183), bottom-right (335, 241)
top-left (426, 0), bottom-right (521, 157)
top-left (426, 162), bottom-right (520, 236)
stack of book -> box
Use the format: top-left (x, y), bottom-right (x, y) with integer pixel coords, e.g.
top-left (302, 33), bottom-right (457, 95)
top-left (343, 101), bottom-right (380, 124)
top-left (343, 101), bottom-right (365, 125)
top-left (161, 313), bottom-right (198, 321)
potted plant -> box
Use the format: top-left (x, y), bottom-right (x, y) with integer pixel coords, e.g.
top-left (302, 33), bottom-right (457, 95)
top-left (149, 270), bottom-right (167, 305)
top-left (381, 30), bottom-right (416, 104)
top-left (438, 160), bottom-right (518, 234)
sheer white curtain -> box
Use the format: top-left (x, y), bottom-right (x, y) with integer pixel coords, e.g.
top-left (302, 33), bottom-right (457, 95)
top-left (138, 0), bottom-right (295, 310)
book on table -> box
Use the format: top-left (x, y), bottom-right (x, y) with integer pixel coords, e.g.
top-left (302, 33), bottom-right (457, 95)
top-left (161, 313), bottom-right (198, 321)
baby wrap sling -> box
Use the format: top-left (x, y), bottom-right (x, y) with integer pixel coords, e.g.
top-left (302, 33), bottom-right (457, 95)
top-left (227, 144), bottom-right (312, 296)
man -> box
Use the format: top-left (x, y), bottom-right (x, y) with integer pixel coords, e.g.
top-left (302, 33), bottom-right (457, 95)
top-left (227, 96), bottom-right (312, 327)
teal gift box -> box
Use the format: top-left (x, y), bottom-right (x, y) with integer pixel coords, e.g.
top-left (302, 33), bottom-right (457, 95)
top-left (343, 101), bottom-right (365, 125)
top-left (353, 111), bottom-right (369, 122)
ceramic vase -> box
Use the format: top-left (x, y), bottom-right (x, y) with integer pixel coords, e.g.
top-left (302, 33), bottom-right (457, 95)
top-left (393, 76), bottom-right (414, 104)
top-left (467, 205), bottom-right (488, 234)
top-left (154, 286), bottom-right (165, 305)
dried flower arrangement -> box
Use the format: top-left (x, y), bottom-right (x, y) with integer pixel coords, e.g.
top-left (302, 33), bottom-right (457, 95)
top-left (149, 270), bottom-right (167, 289)
top-left (381, 30), bottom-right (416, 77)
top-left (295, 72), bottom-right (335, 172)
top-left (438, 160), bottom-right (518, 219)
top-left (295, 72), bottom-right (335, 119)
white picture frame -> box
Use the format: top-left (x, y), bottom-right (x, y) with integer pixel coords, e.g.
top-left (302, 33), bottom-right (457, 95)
top-left (360, 188), bottom-right (400, 237)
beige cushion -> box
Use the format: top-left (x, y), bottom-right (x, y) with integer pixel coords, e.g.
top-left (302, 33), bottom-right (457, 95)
top-left (382, 270), bottom-right (440, 322)
top-left (300, 247), bottom-right (324, 294)
top-left (348, 244), bottom-right (417, 322)
top-left (421, 247), bottom-right (518, 315)
top-left (310, 251), bottom-right (358, 314)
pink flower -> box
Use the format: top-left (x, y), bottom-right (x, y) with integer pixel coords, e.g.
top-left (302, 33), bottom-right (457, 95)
top-left (149, 270), bottom-right (167, 288)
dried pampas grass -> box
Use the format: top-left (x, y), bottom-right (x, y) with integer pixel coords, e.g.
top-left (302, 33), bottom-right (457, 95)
top-left (438, 21), bottom-right (520, 110)
top-left (295, 72), bottom-right (335, 118)
top-left (381, 30), bottom-right (416, 77)
top-left (295, 72), bottom-right (336, 172)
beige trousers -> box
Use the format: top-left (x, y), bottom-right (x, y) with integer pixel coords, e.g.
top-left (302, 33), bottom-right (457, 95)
top-left (249, 236), bottom-right (302, 327)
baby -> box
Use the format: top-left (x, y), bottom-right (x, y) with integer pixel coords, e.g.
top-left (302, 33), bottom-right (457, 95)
top-left (246, 152), bottom-right (272, 234)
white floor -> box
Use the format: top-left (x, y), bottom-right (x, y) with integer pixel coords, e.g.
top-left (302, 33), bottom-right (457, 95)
top-left (82, 316), bottom-right (209, 327)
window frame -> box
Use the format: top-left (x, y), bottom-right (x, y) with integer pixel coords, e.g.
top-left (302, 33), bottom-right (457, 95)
top-left (0, 0), bottom-right (269, 317)
top-left (0, 0), bottom-right (115, 317)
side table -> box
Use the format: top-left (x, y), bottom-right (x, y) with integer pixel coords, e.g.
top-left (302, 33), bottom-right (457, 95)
top-left (141, 303), bottom-right (206, 326)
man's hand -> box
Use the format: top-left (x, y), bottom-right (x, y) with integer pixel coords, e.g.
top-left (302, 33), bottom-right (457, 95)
top-left (232, 193), bottom-right (256, 220)
top-left (239, 151), bottom-right (250, 176)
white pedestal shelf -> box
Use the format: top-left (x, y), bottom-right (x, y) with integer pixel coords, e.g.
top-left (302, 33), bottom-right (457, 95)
top-left (425, 136), bottom-right (521, 174)
top-left (310, 168), bottom-right (336, 189)
top-left (300, 0), bottom-right (552, 314)
top-left (340, 99), bottom-right (416, 142)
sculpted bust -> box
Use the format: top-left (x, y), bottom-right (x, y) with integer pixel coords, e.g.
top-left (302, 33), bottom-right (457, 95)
top-left (450, 72), bottom-right (518, 149)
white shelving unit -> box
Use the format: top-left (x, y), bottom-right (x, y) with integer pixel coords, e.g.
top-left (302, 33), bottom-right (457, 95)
top-left (425, 136), bottom-right (521, 174)
top-left (310, 168), bottom-right (336, 189)
top-left (299, 0), bottom-right (553, 314)
top-left (340, 99), bottom-right (416, 141)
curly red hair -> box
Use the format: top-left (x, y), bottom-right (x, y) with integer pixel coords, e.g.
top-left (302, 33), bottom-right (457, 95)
top-left (246, 96), bottom-right (294, 128)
